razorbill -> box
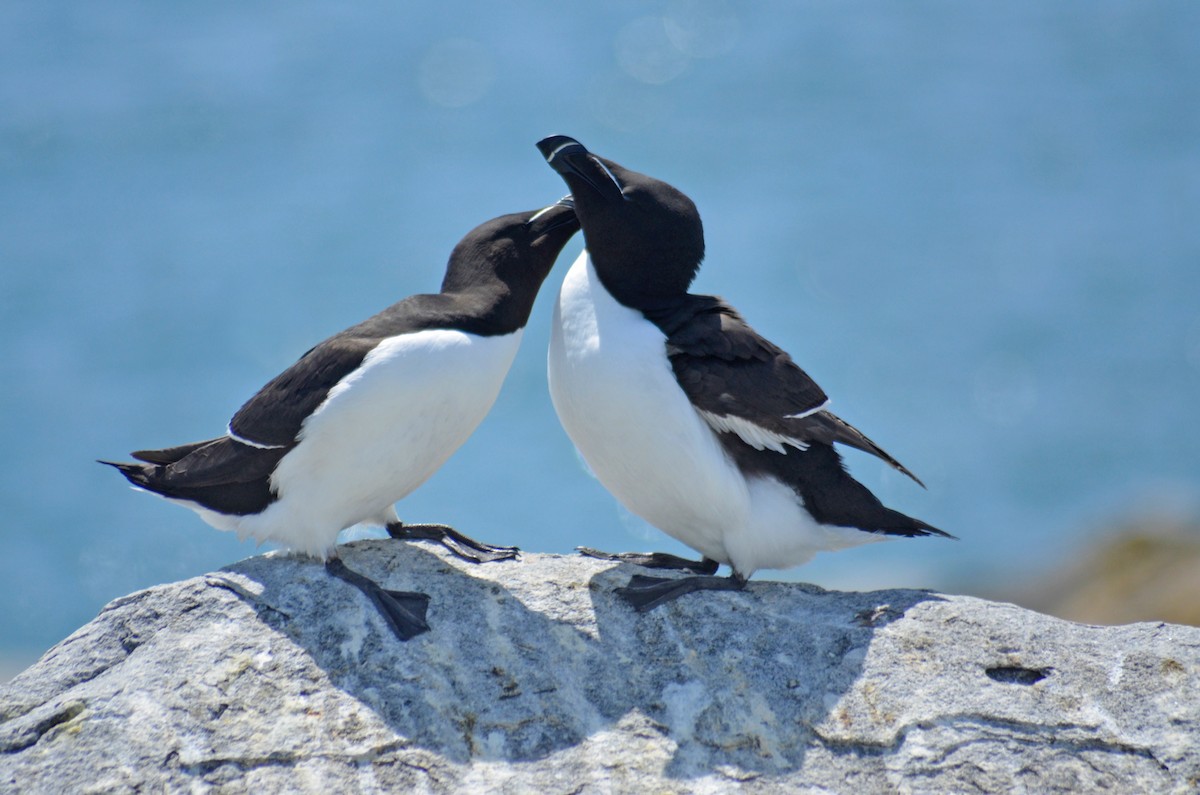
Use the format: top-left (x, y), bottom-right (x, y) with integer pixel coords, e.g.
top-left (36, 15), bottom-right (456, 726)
top-left (536, 135), bottom-right (951, 611)
top-left (103, 199), bottom-right (580, 638)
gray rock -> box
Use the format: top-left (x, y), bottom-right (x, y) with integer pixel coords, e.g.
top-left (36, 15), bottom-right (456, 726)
top-left (2, 540), bottom-right (1198, 793)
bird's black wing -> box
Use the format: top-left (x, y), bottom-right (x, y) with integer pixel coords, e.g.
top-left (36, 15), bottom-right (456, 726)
top-left (150, 436), bottom-right (288, 488)
top-left (654, 296), bottom-right (827, 444)
top-left (653, 296), bottom-right (923, 486)
top-left (110, 341), bottom-right (359, 509)
top-left (108, 296), bottom-right (455, 515)
top-left (227, 334), bottom-right (384, 448)
top-left (227, 294), bottom-right (465, 447)
top-left (111, 323), bottom-right (388, 513)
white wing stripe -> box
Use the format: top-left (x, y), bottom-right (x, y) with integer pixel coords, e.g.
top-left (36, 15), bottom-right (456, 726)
top-left (696, 410), bottom-right (808, 454)
top-left (227, 426), bottom-right (288, 450)
top-left (784, 399), bottom-right (830, 420)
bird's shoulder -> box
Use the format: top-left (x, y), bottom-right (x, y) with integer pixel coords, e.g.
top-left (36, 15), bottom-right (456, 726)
top-left (646, 294), bottom-right (829, 440)
top-left (648, 295), bottom-right (783, 362)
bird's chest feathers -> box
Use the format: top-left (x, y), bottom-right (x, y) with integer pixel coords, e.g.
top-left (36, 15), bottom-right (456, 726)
top-left (552, 254), bottom-right (678, 410)
top-left (550, 253), bottom-right (747, 551)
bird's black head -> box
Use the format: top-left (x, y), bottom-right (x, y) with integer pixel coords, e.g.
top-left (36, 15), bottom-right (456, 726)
top-left (536, 135), bottom-right (704, 311)
top-left (439, 198), bottom-right (580, 332)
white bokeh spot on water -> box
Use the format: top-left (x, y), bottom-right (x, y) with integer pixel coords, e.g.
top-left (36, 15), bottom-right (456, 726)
top-left (417, 38), bottom-right (496, 108)
top-left (614, 17), bottom-right (690, 85)
top-left (663, 0), bottom-right (740, 58)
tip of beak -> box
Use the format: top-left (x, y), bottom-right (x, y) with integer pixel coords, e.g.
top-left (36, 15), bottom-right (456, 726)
top-left (524, 196), bottom-right (576, 227)
top-left (537, 135), bottom-right (587, 163)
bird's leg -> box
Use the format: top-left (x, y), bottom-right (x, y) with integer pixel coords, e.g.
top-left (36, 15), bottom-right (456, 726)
top-left (386, 521), bottom-right (520, 564)
top-left (577, 547), bottom-right (720, 575)
top-left (614, 571), bottom-right (748, 613)
top-left (325, 558), bottom-right (430, 641)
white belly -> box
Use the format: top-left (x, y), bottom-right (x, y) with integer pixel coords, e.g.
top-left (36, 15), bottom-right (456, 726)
top-left (228, 328), bottom-right (521, 557)
top-left (549, 253), bottom-right (748, 564)
top-left (548, 252), bottom-right (885, 576)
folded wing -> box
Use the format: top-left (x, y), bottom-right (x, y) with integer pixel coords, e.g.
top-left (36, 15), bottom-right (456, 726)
top-left (653, 296), bottom-right (924, 487)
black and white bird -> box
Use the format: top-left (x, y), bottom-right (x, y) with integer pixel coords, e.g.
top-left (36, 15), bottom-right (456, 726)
top-left (103, 199), bottom-right (580, 638)
top-left (536, 135), bottom-right (950, 611)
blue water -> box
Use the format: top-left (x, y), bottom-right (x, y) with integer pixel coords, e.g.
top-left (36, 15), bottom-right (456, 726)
top-left (3, 1), bottom-right (1198, 672)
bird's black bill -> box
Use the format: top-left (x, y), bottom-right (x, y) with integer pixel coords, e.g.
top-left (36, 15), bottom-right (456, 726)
top-left (524, 198), bottom-right (579, 237)
top-left (325, 558), bottom-right (430, 641)
top-left (536, 135), bottom-right (625, 203)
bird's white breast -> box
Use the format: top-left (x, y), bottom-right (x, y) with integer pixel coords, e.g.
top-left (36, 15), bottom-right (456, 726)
top-left (233, 328), bottom-right (522, 557)
top-left (548, 252), bottom-right (748, 563)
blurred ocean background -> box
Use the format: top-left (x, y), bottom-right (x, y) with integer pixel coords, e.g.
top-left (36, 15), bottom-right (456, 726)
top-left (3, 1), bottom-right (1198, 678)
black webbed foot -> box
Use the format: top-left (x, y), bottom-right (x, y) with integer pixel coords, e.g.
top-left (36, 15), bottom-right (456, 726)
top-left (387, 521), bottom-right (520, 564)
top-left (614, 572), bottom-right (748, 612)
top-left (577, 547), bottom-right (720, 575)
top-left (325, 559), bottom-right (430, 641)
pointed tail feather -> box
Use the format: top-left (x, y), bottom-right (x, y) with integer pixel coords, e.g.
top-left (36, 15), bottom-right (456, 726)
top-left (808, 411), bottom-right (926, 488)
top-left (131, 438), bottom-right (218, 465)
top-left (98, 459), bottom-right (154, 489)
top-left (887, 514), bottom-right (955, 540)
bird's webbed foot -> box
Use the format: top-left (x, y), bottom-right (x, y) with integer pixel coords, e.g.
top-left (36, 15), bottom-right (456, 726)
top-left (325, 558), bottom-right (430, 641)
top-left (387, 521), bottom-right (520, 564)
top-left (614, 572), bottom-right (748, 612)
top-left (576, 547), bottom-right (720, 575)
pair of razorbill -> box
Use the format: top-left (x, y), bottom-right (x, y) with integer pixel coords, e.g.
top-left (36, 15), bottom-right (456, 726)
top-left (106, 136), bottom-right (947, 640)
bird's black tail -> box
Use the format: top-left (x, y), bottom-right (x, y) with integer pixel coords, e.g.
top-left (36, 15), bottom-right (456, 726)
top-left (129, 439), bottom-right (213, 465)
top-left (98, 459), bottom-right (154, 490)
top-left (875, 510), bottom-right (955, 540)
top-left (99, 437), bottom-right (284, 516)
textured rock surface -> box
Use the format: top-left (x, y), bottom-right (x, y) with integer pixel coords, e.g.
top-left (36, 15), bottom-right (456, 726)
top-left (2, 541), bottom-right (1198, 793)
